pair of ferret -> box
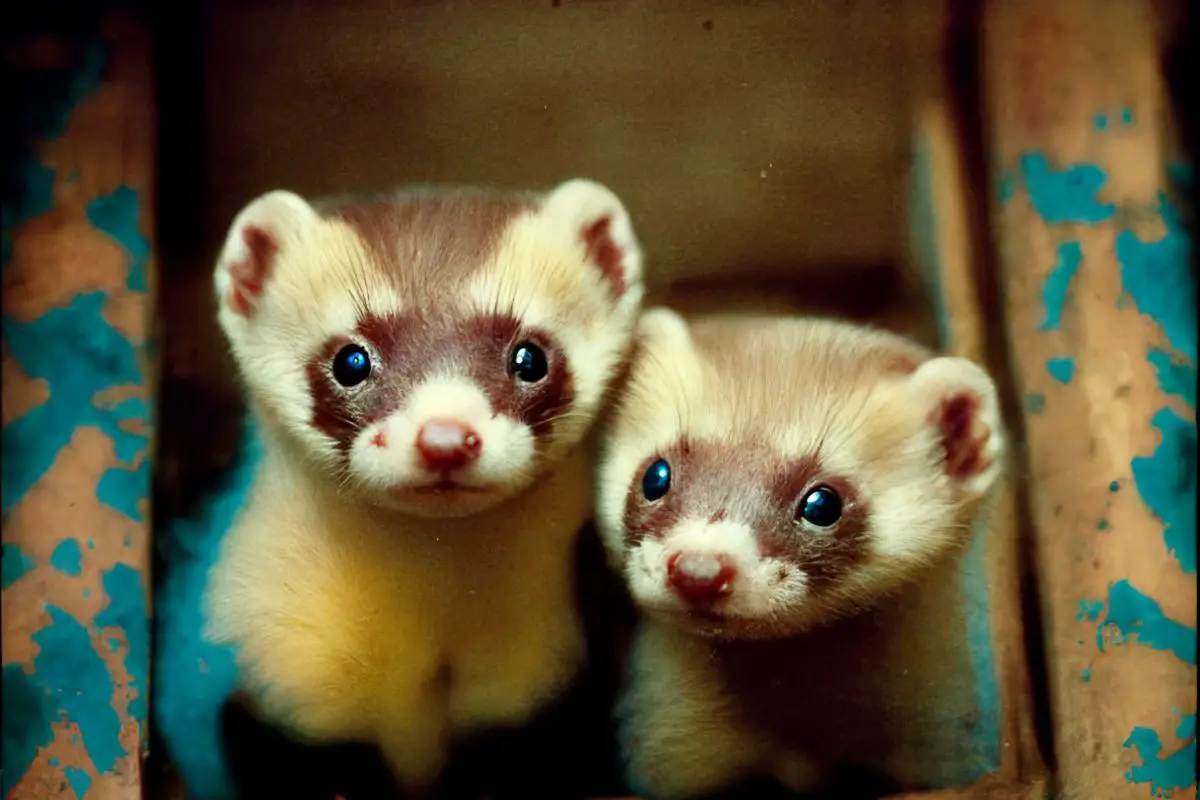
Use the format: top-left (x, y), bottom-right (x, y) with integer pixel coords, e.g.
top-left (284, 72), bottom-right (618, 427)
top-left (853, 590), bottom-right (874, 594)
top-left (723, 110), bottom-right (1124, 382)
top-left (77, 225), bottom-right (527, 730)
top-left (203, 180), bottom-right (1004, 799)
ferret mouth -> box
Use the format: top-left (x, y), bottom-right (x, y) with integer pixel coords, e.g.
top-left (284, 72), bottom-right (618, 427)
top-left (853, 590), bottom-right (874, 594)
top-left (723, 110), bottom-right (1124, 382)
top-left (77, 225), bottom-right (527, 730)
top-left (404, 480), bottom-right (491, 495)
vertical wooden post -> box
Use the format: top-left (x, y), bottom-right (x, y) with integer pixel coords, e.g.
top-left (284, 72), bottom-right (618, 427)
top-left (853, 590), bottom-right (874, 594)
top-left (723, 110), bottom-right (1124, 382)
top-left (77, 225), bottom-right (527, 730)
top-left (2, 16), bottom-right (156, 800)
top-left (983, 1), bottom-right (1196, 798)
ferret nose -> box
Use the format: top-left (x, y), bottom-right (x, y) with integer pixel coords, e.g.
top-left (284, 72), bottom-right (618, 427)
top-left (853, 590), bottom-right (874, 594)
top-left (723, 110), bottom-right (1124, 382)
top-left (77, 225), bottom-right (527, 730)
top-left (666, 551), bottom-right (736, 606)
top-left (416, 419), bottom-right (482, 472)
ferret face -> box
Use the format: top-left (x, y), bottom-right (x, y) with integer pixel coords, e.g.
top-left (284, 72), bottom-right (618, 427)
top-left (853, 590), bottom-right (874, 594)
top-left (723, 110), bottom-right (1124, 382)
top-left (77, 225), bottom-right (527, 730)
top-left (213, 181), bottom-right (643, 517)
top-left (596, 309), bottom-right (1005, 639)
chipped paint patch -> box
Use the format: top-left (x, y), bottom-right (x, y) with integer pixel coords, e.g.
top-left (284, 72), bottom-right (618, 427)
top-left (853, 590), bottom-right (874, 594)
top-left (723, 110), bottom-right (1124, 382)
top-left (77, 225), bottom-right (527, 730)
top-left (1116, 193), bottom-right (1197, 364)
top-left (1039, 241), bottom-right (1082, 332)
top-left (1125, 714), bottom-right (1197, 796)
top-left (1077, 599), bottom-right (1105, 622)
top-left (1097, 580), bottom-right (1196, 664)
top-left (1081, 668), bottom-right (1093, 682)
top-left (1024, 392), bottom-right (1046, 414)
top-left (1147, 348), bottom-right (1197, 409)
top-left (3, 34), bottom-right (154, 795)
top-left (1047, 357), bottom-right (1075, 384)
top-left (49, 539), bottom-right (83, 577)
top-left (1130, 408), bottom-right (1197, 574)
top-left (2, 542), bottom-right (37, 589)
top-left (1018, 152), bottom-right (1117, 224)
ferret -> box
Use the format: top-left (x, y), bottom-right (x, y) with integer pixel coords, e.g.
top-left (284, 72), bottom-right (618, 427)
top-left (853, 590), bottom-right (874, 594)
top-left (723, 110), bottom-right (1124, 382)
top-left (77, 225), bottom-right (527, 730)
top-left (595, 308), bottom-right (1005, 799)
top-left (202, 179), bottom-right (645, 798)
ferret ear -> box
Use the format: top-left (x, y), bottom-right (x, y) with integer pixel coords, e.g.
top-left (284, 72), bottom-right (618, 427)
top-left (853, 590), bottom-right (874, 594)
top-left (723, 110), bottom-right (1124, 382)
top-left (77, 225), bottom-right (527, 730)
top-left (909, 356), bottom-right (1005, 498)
top-left (635, 307), bottom-right (691, 351)
top-left (542, 178), bottom-right (643, 300)
top-left (213, 190), bottom-right (320, 318)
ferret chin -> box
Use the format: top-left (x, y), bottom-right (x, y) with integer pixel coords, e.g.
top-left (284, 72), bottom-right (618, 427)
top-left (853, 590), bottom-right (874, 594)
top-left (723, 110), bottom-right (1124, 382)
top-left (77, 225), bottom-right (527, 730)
top-left (203, 179), bottom-right (645, 797)
top-left (596, 307), bottom-right (1006, 799)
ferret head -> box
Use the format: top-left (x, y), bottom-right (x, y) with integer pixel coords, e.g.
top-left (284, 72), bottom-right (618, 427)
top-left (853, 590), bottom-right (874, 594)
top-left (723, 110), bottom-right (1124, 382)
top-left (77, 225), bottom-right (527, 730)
top-left (596, 309), bottom-right (1005, 639)
top-left (214, 180), bottom-right (644, 518)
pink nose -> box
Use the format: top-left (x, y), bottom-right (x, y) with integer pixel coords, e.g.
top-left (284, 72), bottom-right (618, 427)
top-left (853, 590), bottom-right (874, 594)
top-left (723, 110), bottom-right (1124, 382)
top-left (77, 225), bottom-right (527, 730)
top-left (416, 419), bottom-right (482, 472)
top-left (666, 551), bottom-right (736, 607)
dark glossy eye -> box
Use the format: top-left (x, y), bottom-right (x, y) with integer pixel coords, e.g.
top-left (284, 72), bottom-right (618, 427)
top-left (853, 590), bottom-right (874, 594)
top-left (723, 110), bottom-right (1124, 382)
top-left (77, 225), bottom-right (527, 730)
top-left (511, 342), bottom-right (548, 383)
top-left (642, 458), bottom-right (671, 502)
top-left (332, 344), bottom-right (371, 387)
top-left (798, 486), bottom-right (842, 528)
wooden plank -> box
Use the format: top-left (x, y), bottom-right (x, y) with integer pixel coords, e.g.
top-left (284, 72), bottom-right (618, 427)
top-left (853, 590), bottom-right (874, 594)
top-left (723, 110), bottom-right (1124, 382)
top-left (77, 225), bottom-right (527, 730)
top-left (2, 15), bottom-right (156, 800)
top-left (908, 97), bottom-right (1046, 790)
top-left (982, 0), bottom-right (1197, 798)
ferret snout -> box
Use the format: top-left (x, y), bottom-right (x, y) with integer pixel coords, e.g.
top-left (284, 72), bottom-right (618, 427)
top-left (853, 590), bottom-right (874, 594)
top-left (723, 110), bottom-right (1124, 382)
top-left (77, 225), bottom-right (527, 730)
top-left (666, 550), bottom-right (736, 607)
top-left (416, 419), bottom-right (482, 472)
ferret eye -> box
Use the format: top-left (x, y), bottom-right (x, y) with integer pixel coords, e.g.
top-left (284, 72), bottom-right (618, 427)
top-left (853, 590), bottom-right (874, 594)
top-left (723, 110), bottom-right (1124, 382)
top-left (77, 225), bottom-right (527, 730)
top-left (798, 486), bottom-right (842, 528)
top-left (511, 342), bottom-right (548, 383)
top-left (642, 458), bottom-right (671, 502)
top-left (332, 344), bottom-right (371, 387)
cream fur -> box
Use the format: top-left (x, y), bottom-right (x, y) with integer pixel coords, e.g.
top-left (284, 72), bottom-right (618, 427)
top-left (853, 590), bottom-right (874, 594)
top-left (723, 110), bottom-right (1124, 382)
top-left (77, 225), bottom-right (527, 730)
top-left (205, 179), bottom-right (644, 791)
top-left (599, 308), bottom-right (1006, 797)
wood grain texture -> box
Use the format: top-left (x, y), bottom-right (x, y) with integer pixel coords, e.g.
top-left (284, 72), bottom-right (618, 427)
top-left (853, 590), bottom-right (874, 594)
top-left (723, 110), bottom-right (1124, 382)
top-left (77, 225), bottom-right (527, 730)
top-left (983, 0), bottom-right (1197, 798)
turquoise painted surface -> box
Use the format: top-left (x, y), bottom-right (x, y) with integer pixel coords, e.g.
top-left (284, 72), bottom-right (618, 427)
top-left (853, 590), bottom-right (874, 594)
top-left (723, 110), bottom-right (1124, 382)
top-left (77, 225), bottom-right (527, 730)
top-left (1046, 357), bottom-right (1075, 385)
top-left (903, 132), bottom-right (1001, 785)
top-left (154, 424), bottom-right (261, 798)
top-left (1024, 392), bottom-right (1046, 414)
top-left (1017, 152), bottom-right (1117, 224)
top-left (1, 40), bottom-right (106, 270)
top-left (1096, 580), bottom-right (1197, 797)
top-left (1130, 409), bottom-right (1197, 574)
top-left (1039, 241), bottom-right (1083, 332)
top-left (2, 38), bottom-right (154, 796)
top-left (1013, 136), bottom-right (1196, 797)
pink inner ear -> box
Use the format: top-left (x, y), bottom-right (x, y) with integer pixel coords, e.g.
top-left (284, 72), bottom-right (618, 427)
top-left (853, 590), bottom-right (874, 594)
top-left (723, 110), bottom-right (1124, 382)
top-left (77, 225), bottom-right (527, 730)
top-left (227, 225), bottom-right (278, 316)
top-left (581, 215), bottom-right (625, 297)
top-left (936, 392), bottom-right (993, 479)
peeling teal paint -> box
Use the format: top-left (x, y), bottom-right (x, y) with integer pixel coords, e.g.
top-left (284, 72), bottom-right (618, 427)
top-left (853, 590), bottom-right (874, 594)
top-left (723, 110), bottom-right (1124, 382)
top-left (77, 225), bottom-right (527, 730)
top-left (1081, 668), bottom-right (1093, 682)
top-left (1077, 599), bottom-right (1105, 622)
top-left (1125, 714), bottom-right (1197, 797)
top-left (2, 542), bottom-right (37, 589)
top-left (1039, 241), bottom-right (1083, 332)
top-left (1024, 392), bottom-right (1046, 414)
top-left (1, 39), bottom-right (107, 270)
top-left (64, 765), bottom-right (91, 798)
top-left (1096, 579), bottom-right (1196, 665)
top-left (1, 293), bottom-right (147, 519)
top-left (1047, 357), bottom-right (1075, 384)
top-left (998, 173), bottom-right (1014, 205)
top-left (85, 186), bottom-right (149, 293)
top-left (1018, 152), bottom-right (1117, 224)
top-left (94, 563), bottom-right (150, 721)
top-left (2, 36), bottom-right (154, 794)
top-left (1094, 114), bottom-right (1109, 131)
top-left (1121, 107), bottom-right (1135, 126)
top-left (1147, 348), bottom-right (1197, 409)
top-left (1130, 408), bottom-right (1197, 573)
top-left (1110, 480), bottom-right (1121, 493)
top-left (1097, 518), bottom-right (1110, 532)
top-left (1116, 193), bottom-right (1196, 364)
top-left (30, 606), bottom-right (126, 774)
top-left (2, 664), bottom-right (55, 796)
top-left (49, 538), bottom-right (83, 577)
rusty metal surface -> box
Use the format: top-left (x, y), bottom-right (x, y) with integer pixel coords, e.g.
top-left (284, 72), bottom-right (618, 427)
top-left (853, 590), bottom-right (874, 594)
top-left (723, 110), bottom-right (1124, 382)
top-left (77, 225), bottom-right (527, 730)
top-left (984, 0), bottom-right (1196, 798)
top-left (2, 17), bottom-right (156, 800)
